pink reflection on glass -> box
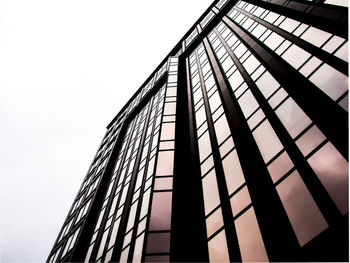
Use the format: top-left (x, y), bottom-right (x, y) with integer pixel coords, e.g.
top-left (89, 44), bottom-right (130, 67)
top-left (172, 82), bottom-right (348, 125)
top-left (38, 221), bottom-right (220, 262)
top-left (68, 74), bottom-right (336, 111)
top-left (146, 232), bottom-right (170, 253)
top-left (198, 131), bottom-right (212, 162)
top-left (267, 151), bottom-right (294, 183)
top-left (156, 151), bottom-right (174, 176)
top-left (235, 207), bottom-right (269, 262)
top-left (230, 186), bottom-right (251, 216)
top-left (160, 123), bottom-right (175, 141)
top-left (154, 177), bottom-right (173, 191)
top-left (206, 208), bottom-right (224, 237)
top-left (163, 102), bottom-right (176, 115)
top-left (145, 255), bottom-right (170, 262)
top-left (296, 125), bottom-right (326, 156)
top-left (208, 229), bottom-right (230, 262)
top-left (149, 192), bottom-right (172, 231)
top-left (308, 142), bottom-right (348, 215)
top-left (276, 171), bottom-right (328, 246)
top-left (222, 150), bottom-right (245, 195)
top-left (202, 170), bottom-right (221, 215)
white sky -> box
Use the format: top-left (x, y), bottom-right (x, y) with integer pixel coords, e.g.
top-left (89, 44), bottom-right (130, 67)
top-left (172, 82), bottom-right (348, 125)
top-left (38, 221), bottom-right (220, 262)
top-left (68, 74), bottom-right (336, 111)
top-left (0, 0), bottom-right (213, 261)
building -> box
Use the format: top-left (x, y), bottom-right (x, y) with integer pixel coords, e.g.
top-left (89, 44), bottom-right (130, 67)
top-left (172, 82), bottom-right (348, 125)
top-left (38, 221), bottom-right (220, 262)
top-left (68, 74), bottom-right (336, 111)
top-left (47, 0), bottom-right (348, 262)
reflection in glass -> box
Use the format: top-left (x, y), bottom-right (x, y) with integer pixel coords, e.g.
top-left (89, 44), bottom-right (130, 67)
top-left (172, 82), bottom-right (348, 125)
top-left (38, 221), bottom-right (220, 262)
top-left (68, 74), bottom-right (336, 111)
top-left (208, 230), bottom-right (230, 262)
top-left (198, 131), bottom-right (212, 162)
top-left (206, 208), bottom-right (224, 237)
top-left (267, 151), bottom-right (294, 183)
top-left (222, 150), bottom-right (245, 195)
top-left (276, 171), bottom-right (328, 246)
top-left (156, 151), bottom-right (174, 176)
top-left (149, 192), bottom-right (172, 230)
top-left (295, 125), bottom-right (326, 156)
top-left (160, 123), bottom-right (175, 141)
top-left (235, 207), bottom-right (268, 262)
top-left (230, 186), bottom-right (251, 216)
top-left (275, 98), bottom-right (312, 138)
top-left (308, 142), bottom-right (348, 215)
top-left (253, 120), bottom-right (283, 163)
top-left (202, 170), bottom-right (221, 215)
top-left (154, 177), bottom-right (173, 191)
top-left (146, 233), bottom-right (170, 253)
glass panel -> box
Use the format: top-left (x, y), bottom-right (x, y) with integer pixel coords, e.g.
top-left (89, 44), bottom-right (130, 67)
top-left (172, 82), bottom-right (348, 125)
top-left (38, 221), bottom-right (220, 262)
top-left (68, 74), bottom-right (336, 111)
top-left (163, 102), bottom-right (176, 115)
top-left (209, 92), bottom-right (222, 113)
top-left (276, 171), bottom-right (328, 246)
top-left (282, 45), bottom-right (311, 69)
top-left (230, 186), bottom-right (251, 216)
top-left (160, 123), bottom-right (175, 141)
top-left (264, 32), bottom-right (284, 50)
top-left (238, 90), bottom-right (259, 118)
top-left (154, 177), bottom-right (173, 191)
top-left (275, 98), bottom-right (312, 138)
top-left (201, 155), bottom-right (214, 176)
top-left (214, 115), bottom-right (231, 145)
top-left (301, 27), bottom-right (331, 47)
top-left (146, 232), bottom-right (170, 253)
top-left (206, 208), bottom-right (224, 237)
top-left (253, 120), bottom-right (283, 163)
top-left (198, 131), bottom-right (212, 162)
top-left (222, 150), bottom-right (245, 195)
top-left (255, 71), bottom-right (280, 98)
top-left (195, 106), bottom-right (207, 127)
top-left (309, 64), bottom-right (348, 101)
top-left (228, 70), bottom-right (245, 91)
top-left (159, 141), bottom-right (175, 150)
top-left (202, 169), bottom-right (221, 215)
top-left (235, 207), bottom-right (268, 262)
top-left (144, 255), bottom-right (170, 262)
top-left (120, 246), bottom-right (129, 262)
top-left (267, 151), bottom-right (294, 183)
top-left (149, 192), bottom-right (172, 230)
top-left (295, 125), bottom-right (326, 156)
top-left (132, 233), bottom-right (145, 263)
top-left (208, 230), bottom-right (230, 262)
top-left (308, 142), bottom-right (348, 215)
top-left (156, 151), bottom-right (174, 176)
top-left (219, 137), bottom-right (235, 158)
top-left (300, 57), bottom-right (322, 77)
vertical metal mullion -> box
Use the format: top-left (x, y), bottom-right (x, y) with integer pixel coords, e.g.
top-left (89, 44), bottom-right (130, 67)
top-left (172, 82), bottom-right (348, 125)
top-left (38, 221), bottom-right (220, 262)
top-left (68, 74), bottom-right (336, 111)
top-left (111, 97), bottom-right (155, 261)
top-left (127, 94), bottom-right (161, 262)
top-left (195, 48), bottom-right (242, 262)
top-left (203, 36), bottom-right (300, 261)
top-left (214, 27), bottom-right (341, 225)
top-left (222, 16), bottom-right (348, 160)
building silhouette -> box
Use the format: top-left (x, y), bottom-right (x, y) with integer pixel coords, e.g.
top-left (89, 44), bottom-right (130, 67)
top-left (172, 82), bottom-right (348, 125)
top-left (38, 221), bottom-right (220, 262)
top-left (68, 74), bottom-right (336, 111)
top-left (47, 0), bottom-right (348, 262)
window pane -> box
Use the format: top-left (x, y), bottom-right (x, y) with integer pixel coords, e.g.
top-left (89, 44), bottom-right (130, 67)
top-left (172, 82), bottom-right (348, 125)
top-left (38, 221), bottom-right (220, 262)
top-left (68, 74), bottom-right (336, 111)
top-left (308, 142), bottom-right (348, 215)
top-left (235, 207), bottom-right (268, 262)
top-left (238, 90), bottom-right (259, 118)
top-left (160, 122), bottom-right (175, 140)
top-left (230, 186), bottom-right (251, 216)
top-left (309, 64), bottom-right (348, 101)
top-left (149, 192), bottom-right (172, 230)
top-left (206, 208), bottom-right (224, 237)
top-left (198, 131), bottom-right (212, 162)
top-left (163, 102), bottom-right (176, 115)
top-left (267, 151), bottom-right (294, 183)
top-left (146, 232), bottom-right (170, 253)
top-left (255, 71), bottom-right (280, 99)
top-left (202, 170), bottom-right (221, 215)
top-left (295, 125), bottom-right (326, 156)
top-left (253, 120), bottom-right (283, 163)
top-left (208, 230), bottom-right (230, 262)
top-left (222, 150), bottom-right (245, 195)
top-left (156, 151), bottom-right (174, 176)
top-left (154, 177), bottom-right (173, 191)
top-left (282, 45), bottom-right (311, 69)
top-left (275, 98), bottom-right (312, 138)
top-left (214, 115), bottom-right (231, 145)
top-left (276, 171), bottom-right (328, 246)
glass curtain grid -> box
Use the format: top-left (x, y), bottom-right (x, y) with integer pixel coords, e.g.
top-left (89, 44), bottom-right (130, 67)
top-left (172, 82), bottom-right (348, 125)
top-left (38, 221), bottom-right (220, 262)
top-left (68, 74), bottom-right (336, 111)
top-left (48, 0), bottom-right (348, 262)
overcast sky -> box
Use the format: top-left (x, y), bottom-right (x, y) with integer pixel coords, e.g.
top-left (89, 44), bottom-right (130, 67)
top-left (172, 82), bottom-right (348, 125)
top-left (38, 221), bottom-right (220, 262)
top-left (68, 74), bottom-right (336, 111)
top-left (0, 0), bottom-right (213, 261)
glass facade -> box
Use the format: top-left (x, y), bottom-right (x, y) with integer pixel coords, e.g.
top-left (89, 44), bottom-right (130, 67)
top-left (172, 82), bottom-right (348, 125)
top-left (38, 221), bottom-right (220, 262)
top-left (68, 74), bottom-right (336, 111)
top-left (48, 0), bottom-right (348, 262)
